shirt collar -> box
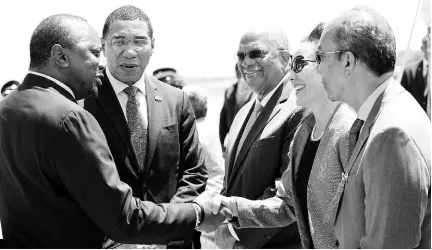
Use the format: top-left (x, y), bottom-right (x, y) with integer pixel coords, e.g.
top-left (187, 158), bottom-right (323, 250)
top-left (258, 79), bottom-right (285, 107)
top-left (357, 77), bottom-right (392, 121)
top-left (28, 71), bottom-right (75, 99)
top-left (106, 67), bottom-right (146, 96)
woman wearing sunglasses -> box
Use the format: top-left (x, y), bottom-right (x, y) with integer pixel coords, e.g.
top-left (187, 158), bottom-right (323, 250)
top-left (214, 23), bottom-right (355, 249)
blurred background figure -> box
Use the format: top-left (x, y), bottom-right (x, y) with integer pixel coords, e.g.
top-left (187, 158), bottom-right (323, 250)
top-left (182, 84), bottom-right (225, 249)
top-left (219, 64), bottom-right (253, 152)
top-left (1, 80), bottom-right (19, 98)
top-left (153, 67), bottom-right (185, 89)
top-left (401, 32), bottom-right (431, 118)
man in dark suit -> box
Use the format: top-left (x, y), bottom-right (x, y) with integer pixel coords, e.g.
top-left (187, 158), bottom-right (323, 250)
top-left (84, 5), bottom-right (208, 248)
top-left (219, 64), bottom-right (254, 151)
top-left (401, 34), bottom-right (430, 118)
top-left (0, 13), bottom-right (225, 249)
top-left (216, 27), bottom-right (309, 248)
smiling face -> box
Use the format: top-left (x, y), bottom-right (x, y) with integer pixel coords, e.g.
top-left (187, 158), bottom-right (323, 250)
top-left (102, 19), bottom-right (154, 85)
top-left (236, 31), bottom-right (287, 98)
top-left (289, 42), bottom-right (326, 108)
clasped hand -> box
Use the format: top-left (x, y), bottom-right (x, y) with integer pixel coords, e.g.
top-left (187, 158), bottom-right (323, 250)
top-left (193, 191), bottom-right (234, 232)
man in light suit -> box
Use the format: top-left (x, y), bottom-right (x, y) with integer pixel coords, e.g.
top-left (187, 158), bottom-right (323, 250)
top-left (216, 27), bottom-right (309, 248)
top-left (317, 6), bottom-right (431, 248)
top-left (84, 5), bottom-right (208, 248)
top-left (0, 14), bottom-right (225, 248)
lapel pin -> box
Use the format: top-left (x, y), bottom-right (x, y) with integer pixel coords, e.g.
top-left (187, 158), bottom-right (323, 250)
top-left (155, 96), bottom-right (162, 102)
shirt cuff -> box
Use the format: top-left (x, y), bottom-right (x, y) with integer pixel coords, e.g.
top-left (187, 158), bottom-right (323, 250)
top-left (228, 223), bottom-right (240, 241)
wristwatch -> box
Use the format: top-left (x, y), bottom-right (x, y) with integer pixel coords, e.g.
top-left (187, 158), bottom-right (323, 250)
top-left (192, 202), bottom-right (205, 228)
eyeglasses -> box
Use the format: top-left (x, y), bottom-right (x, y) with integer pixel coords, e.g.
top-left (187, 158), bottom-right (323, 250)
top-left (291, 55), bottom-right (316, 73)
top-left (236, 49), bottom-right (285, 61)
top-left (111, 37), bottom-right (148, 50)
top-left (315, 50), bottom-right (345, 64)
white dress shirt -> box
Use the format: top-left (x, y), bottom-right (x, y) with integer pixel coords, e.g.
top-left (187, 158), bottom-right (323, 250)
top-left (28, 71), bottom-right (75, 99)
top-left (357, 78), bottom-right (391, 121)
top-left (106, 67), bottom-right (148, 128)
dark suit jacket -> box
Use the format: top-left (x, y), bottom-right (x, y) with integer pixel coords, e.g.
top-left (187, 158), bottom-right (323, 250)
top-left (0, 74), bottom-right (197, 248)
top-left (401, 60), bottom-right (428, 112)
top-left (219, 81), bottom-right (254, 147)
top-left (332, 80), bottom-right (431, 248)
top-left (222, 82), bottom-right (309, 248)
top-left (84, 71), bottom-right (207, 247)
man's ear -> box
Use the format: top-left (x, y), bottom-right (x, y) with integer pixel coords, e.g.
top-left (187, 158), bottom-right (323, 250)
top-left (51, 44), bottom-right (69, 68)
top-left (100, 37), bottom-right (106, 57)
top-left (151, 37), bottom-right (155, 55)
top-left (344, 51), bottom-right (356, 75)
top-left (280, 50), bottom-right (291, 70)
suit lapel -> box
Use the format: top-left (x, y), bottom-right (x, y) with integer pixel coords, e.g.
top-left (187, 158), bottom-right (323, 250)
top-left (291, 115), bottom-right (315, 181)
top-left (96, 70), bottom-right (131, 151)
top-left (345, 80), bottom-right (404, 174)
top-left (144, 76), bottom-right (162, 172)
top-left (227, 83), bottom-right (286, 188)
top-left (224, 101), bottom-right (254, 185)
top-left (94, 71), bottom-right (140, 178)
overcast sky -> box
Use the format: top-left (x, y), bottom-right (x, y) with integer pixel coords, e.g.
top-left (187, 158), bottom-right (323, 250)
top-left (0, 0), bottom-right (429, 85)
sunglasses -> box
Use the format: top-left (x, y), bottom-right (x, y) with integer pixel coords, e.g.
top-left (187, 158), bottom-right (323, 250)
top-left (315, 50), bottom-right (348, 64)
top-left (236, 49), bottom-right (286, 61)
top-left (236, 49), bottom-right (270, 61)
top-left (291, 55), bottom-right (316, 73)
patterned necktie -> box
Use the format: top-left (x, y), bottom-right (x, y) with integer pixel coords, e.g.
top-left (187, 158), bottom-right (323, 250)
top-left (124, 86), bottom-right (147, 170)
top-left (348, 118), bottom-right (364, 160)
top-left (235, 101), bottom-right (262, 162)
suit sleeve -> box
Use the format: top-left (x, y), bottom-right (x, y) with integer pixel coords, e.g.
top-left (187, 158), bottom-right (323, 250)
top-left (169, 92), bottom-right (208, 204)
top-left (232, 107), bottom-right (308, 248)
top-left (54, 109), bottom-right (196, 245)
top-left (360, 128), bottom-right (430, 248)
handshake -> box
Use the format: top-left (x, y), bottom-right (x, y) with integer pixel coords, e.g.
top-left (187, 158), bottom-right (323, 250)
top-left (193, 191), bottom-right (241, 248)
top-left (192, 191), bottom-right (237, 233)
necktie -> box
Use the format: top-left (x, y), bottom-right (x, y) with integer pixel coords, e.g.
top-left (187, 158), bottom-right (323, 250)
top-left (124, 86), bottom-right (147, 170)
top-left (235, 101), bottom-right (262, 162)
top-left (348, 118), bottom-right (364, 160)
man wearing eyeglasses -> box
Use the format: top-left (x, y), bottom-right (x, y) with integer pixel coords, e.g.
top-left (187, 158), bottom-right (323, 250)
top-left (316, 6), bottom-right (430, 248)
top-left (84, 5), bottom-right (209, 249)
top-left (214, 27), bottom-right (309, 248)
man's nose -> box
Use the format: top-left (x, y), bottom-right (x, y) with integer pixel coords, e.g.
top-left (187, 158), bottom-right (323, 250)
top-left (241, 56), bottom-right (256, 67)
top-left (122, 44), bottom-right (138, 59)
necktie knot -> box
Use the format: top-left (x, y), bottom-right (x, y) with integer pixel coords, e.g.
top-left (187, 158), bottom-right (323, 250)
top-left (348, 118), bottom-right (364, 159)
top-left (253, 101), bottom-right (263, 116)
top-left (124, 86), bottom-right (139, 98)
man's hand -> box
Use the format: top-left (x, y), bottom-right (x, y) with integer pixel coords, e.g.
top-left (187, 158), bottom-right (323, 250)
top-left (212, 194), bottom-right (239, 217)
top-left (194, 191), bottom-right (232, 232)
top-left (214, 223), bottom-right (237, 248)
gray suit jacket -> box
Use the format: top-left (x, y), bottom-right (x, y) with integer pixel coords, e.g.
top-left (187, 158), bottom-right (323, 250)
top-left (332, 79), bottom-right (431, 248)
top-left (222, 82), bottom-right (309, 248)
top-left (231, 103), bottom-right (355, 249)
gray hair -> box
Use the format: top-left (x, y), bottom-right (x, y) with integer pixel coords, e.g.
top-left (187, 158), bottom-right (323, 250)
top-left (330, 5), bottom-right (396, 76)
